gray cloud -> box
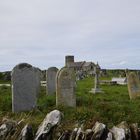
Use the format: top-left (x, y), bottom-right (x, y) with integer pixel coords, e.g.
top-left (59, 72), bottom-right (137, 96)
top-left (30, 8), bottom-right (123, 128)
top-left (0, 0), bottom-right (140, 71)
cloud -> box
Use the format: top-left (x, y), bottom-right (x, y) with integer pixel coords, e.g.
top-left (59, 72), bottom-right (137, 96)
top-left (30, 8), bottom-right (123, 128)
top-left (119, 61), bottom-right (127, 65)
top-left (0, 0), bottom-right (140, 71)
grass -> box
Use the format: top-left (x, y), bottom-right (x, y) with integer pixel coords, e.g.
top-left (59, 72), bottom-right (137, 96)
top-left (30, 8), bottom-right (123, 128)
top-left (0, 76), bottom-right (140, 131)
top-left (0, 80), bottom-right (11, 84)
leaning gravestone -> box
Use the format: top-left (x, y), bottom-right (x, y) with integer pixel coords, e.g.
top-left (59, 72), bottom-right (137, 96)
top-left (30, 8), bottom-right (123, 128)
top-left (56, 67), bottom-right (76, 107)
top-left (127, 72), bottom-right (140, 99)
top-left (11, 63), bottom-right (40, 112)
top-left (46, 67), bottom-right (58, 95)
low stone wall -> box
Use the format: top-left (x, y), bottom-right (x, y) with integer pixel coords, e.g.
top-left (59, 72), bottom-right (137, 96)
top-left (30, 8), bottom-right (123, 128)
top-left (0, 110), bottom-right (139, 140)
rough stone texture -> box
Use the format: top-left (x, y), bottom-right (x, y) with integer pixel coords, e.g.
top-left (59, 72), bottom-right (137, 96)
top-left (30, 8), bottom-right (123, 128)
top-left (56, 67), bottom-right (76, 107)
top-left (75, 128), bottom-right (85, 140)
top-left (1, 115), bottom-right (140, 140)
top-left (35, 110), bottom-right (62, 140)
top-left (111, 126), bottom-right (125, 140)
top-left (117, 121), bottom-right (131, 139)
top-left (130, 123), bottom-right (139, 140)
top-left (70, 128), bottom-right (78, 140)
top-left (92, 121), bottom-right (108, 139)
top-left (106, 132), bottom-right (113, 140)
top-left (85, 129), bottom-right (94, 140)
top-left (64, 123), bottom-right (109, 140)
top-left (0, 119), bottom-right (17, 140)
top-left (19, 124), bottom-right (34, 140)
top-left (46, 67), bottom-right (58, 95)
top-left (127, 72), bottom-right (140, 99)
top-left (59, 131), bottom-right (71, 140)
top-left (11, 63), bottom-right (40, 112)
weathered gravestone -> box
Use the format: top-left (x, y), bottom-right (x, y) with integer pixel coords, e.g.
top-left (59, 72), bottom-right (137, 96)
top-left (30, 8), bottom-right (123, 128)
top-left (35, 68), bottom-right (41, 96)
top-left (46, 67), bottom-right (58, 95)
top-left (137, 71), bottom-right (140, 81)
top-left (56, 67), bottom-right (76, 107)
top-left (11, 63), bottom-right (40, 112)
top-left (127, 72), bottom-right (140, 99)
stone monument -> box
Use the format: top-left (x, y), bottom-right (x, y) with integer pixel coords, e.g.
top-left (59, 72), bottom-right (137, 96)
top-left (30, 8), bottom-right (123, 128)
top-left (126, 70), bottom-right (140, 99)
top-left (56, 67), bottom-right (76, 107)
top-left (11, 63), bottom-right (40, 112)
top-left (46, 67), bottom-right (58, 95)
top-left (90, 64), bottom-right (103, 94)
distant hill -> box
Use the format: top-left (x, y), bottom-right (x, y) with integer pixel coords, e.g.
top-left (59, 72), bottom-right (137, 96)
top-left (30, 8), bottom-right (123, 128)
top-left (101, 69), bottom-right (140, 77)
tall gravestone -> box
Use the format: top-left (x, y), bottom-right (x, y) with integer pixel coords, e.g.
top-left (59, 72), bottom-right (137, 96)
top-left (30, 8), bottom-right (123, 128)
top-left (56, 67), bottom-right (76, 107)
top-left (35, 68), bottom-right (41, 96)
top-left (137, 71), bottom-right (140, 81)
top-left (46, 67), bottom-right (58, 95)
top-left (11, 63), bottom-right (40, 112)
top-left (127, 72), bottom-right (140, 99)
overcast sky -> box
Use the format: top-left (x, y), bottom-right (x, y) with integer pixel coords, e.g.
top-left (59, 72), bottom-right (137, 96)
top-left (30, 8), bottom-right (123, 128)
top-left (0, 0), bottom-right (140, 71)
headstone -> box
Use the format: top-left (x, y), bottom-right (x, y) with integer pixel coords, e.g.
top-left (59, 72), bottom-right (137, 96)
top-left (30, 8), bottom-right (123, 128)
top-left (137, 71), bottom-right (140, 81)
top-left (11, 63), bottom-right (40, 112)
top-left (35, 68), bottom-right (41, 96)
top-left (90, 64), bottom-right (103, 94)
top-left (46, 67), bottom-right (58, 95)
top-left (56, 67), bottom-right (76, 107)
top-left (127, 72), bottom-right (140, 99)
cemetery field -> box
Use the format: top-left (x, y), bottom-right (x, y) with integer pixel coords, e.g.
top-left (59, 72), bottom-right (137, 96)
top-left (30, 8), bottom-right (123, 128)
top-left (0, 77), bottom-right (140, 131)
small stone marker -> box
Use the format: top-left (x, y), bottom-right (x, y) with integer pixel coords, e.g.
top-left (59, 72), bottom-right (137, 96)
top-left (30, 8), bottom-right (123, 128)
top-left (56, 67), bottom-right (76, 107)
top-left (46, 67), bottom-right (58, 95)
top-left (127, 72), bottom-right (140, 99)
top-left (11, 63), bottom-right (40, 112)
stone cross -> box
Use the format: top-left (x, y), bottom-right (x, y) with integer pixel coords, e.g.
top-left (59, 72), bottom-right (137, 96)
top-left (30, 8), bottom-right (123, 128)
top-left (89, 64), bottom-right (103, 94)
top-left (94, 65), bottom-right (100, 89)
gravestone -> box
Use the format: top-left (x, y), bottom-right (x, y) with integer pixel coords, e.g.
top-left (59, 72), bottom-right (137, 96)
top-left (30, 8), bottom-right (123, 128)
top-left (90, 64), bottom-right (103, 94)
top-left (56, 67), bottom-right (76, 107)
top-left (46, 67), bottom-right (58, 95)
top-left (127, 72), bottom-right (140, 99)
top-left (11, 63), bottom-right (40, 112)
top-left (137, 71), bottom-right (140, 81)
top-left (35, 68), bottom-right (41, 96)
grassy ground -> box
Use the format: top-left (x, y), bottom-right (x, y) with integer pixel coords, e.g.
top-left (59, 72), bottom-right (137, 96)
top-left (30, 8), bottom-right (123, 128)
top-left (0, 80), bottom-right (11, 84)
top-left (0, 77), bottom-right (140, 132)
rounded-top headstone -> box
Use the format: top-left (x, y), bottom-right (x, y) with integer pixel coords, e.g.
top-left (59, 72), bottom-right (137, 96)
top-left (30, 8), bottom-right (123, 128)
top-left (46, 67), bottom-right (58, 95)
top-left (11, 63), bottom-right (40, 112)
top-left (56, 67), bottom-right (76, 107)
